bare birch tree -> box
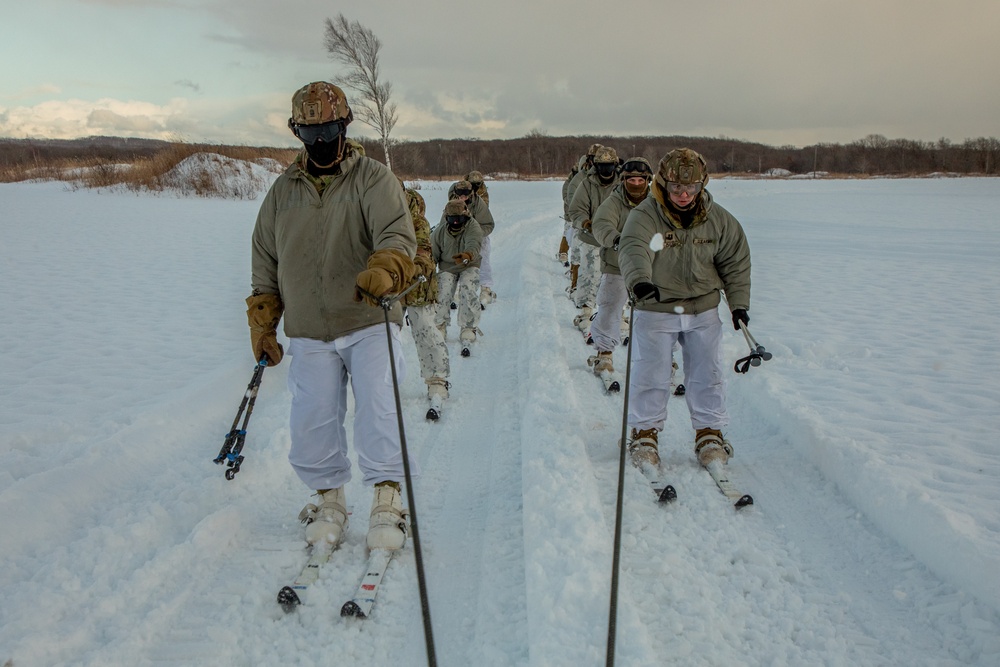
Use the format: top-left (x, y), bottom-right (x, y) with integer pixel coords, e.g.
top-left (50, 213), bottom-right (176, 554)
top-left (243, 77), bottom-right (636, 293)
top-left (323, 14), bottom-right (398, 169)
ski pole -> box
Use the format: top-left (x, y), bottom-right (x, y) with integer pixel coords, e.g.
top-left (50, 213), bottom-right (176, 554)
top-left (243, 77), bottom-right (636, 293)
top-left (357, 277), bottom-right (437, 667)
top-left (214, 356), bottom-right (268, 480)
top-left (606, 297), bottom-right (637, 667)
top-left (740, 320), bottom-right (772, 361)
top-left (734, 320), bottom-right (772, 374)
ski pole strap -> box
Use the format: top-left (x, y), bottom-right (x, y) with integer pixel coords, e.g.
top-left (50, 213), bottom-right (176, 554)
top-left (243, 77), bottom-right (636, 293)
top-left (734, 353), bottom-right (763, 374)
top-left (357, 275), bottom-right (427, 310)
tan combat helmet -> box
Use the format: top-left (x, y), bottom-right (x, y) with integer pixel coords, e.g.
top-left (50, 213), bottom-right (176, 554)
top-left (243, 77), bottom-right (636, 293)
top-left (592, 145), bottom-right (619, 165)
top-left (444, 198), bottom-right (470, 216)
top-left (288, 81), bottom-right (353, 127)
top-left (657, 148), bottom-right (709, 188)
top-left (465, 170), bottom-right (485, 187)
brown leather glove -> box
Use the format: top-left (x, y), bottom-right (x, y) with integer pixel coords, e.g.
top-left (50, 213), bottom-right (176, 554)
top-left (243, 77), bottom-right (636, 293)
top-left (452, 252), bottom-right (474, 266)
top-left (354, 248), bottom-right (416, 306)
top-left (582, 219), bottom-right (593, 232)
top-left (246, 293), bottom-right (284, 365)
top-left (414, 253), bottom-right (437, 278)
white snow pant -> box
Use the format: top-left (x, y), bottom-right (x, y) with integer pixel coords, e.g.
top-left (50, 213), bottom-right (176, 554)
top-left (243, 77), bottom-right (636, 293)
top-left (435, 268), bottom-right (481, 332)
top-left (406, 304), bottom-right (449, 381)
top-left (286, 327), bottom-right (417, 490)
top-left (479, 235), bottom-right (493, 289)
top-left (590, 273), bottom-right (628, 352)
top-left (628, 308), bottom-right (728, 433)
top-left (574, 242), bottom-right (601, 309)
top-left (564, 222), bottom-right (575, 254)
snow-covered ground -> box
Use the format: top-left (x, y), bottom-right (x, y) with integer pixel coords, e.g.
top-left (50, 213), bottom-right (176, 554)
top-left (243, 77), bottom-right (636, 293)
top-left (2, 176), bottom-right (999, 666)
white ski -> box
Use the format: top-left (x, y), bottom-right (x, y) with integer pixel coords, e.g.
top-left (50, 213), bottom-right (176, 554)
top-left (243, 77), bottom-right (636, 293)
top-left (276, 542), bottom-right (337, 612)
top-left (426, 393), bottom-right (444, 421)
top-left (598, 369), bottom-right (621, 393)
top-left (704, 460), bottom-right (754, 508)
top-left (636, 459), bottom-right (676, 503)
top-left (340, 548), bottom-right (394, 618)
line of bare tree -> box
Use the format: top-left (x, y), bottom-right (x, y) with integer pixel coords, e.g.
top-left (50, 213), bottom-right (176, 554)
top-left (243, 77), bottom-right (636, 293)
top-left (359, 132), bottom-right (1000, 180)
top-left (2, 132), bottom-right (998, 184)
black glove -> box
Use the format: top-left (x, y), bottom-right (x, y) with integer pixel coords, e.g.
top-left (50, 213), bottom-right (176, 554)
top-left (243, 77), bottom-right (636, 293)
top-left (732, 308), bottom-right (749, 331)
top-left (631, 282), bottom-right (659, 303)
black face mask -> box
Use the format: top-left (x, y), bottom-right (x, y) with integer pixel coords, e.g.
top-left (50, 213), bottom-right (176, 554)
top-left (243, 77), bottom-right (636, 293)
top-left (596, 162), bottom-right (617, 180)
top-left (304, 135), bottom-right (344, 169)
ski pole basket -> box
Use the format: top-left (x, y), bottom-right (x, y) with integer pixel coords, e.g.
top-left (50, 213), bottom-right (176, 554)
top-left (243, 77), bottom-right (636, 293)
top-left (213, 357), bottom-right (268, 480)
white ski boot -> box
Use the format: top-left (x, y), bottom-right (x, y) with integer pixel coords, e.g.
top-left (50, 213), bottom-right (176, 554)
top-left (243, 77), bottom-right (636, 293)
top-left (302, 487), bottom-right (348, 547)
top-left (460, 327), bottom-right (481, 357)
top-left (695, 428), bottom-right (734, 467)
top-left (573, 306), bottom-right (593, 333)
top-left (426, 377), bottom-right (449, 421)
top-left (367, 481), bottom-right (408, 551)
top-left (587, 351), bottom-right (620, 392)
top-left (480, 286), bottom-right (496, 307)
top-left (628, 427), bottom-right (660, 468)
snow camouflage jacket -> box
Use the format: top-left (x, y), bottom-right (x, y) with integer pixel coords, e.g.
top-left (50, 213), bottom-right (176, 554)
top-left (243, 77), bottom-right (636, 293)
top-left (403, 188), bottom-right (438, 308)
top-left (568, 169), bottom-right (618, 247)
top-left (591, 182), bottom-right (648, 276)
top-left (250, 144), bottom-right (416, 341)
top-left (444, 184), bottom-right (495, 236)
top-left (618, 187), bottom-right (751, 316)
top-left (431, 216), bottom-right (484, 275)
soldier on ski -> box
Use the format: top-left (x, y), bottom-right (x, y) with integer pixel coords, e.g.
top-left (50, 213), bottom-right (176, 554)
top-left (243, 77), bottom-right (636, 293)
top-left (563, 144), bottom-right (602, 296)
top-left (464, 170), bottom-right (496, 305)
top-left (618, 148), bottom-right (751, 469)
top-left (465, 169), bottom-right (489, 206)
top-left (588, 157), bottom-right (654, 382)
top-left (447, 177), bottom-right (496, 307)
top-left (247, 81), bottom-right (417, 554)
top-left (568, 145), bottom-right (621, 337)
top-left (401, 183), bottom-right (451, 419)
top-left (433, 198), bottom-right (484, 356)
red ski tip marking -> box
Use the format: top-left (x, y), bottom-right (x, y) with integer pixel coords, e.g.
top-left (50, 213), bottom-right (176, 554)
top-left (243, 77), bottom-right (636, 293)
top-left (362, 584), bottom-right (376, 591)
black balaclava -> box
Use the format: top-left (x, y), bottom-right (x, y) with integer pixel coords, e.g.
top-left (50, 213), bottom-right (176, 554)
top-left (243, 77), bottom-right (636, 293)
top-left (304, 133), bottom-right (346, 175)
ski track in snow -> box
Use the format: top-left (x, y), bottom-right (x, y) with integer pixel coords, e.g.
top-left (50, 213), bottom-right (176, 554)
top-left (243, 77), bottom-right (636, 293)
top-left (2, 179), bottom-right (1000, 666)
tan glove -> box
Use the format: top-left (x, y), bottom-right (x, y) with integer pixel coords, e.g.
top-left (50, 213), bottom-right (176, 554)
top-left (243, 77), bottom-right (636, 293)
top-left (582, 219), bottom-right (593, 232)
top-left (452, 252), bottom-right (474, 266)
top-left (246, 293), bottom-right (284, 365)
top-left (414, 253), bottom-right (436, 278)
top-left (354, 248), bottom-right (416, 306)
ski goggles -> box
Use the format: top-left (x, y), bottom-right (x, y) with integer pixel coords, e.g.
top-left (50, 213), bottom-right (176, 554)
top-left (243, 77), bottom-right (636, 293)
top-left (288, 119), bottom-right (348, 145)
top-left (445, 215), bottom-right (470, 225)
top-left (595, 162), bottom-right (618, 175)
top-left (665, 181), bottom-right (703, 196)
top-left (621, 160), bottom-right (652, 175)
top-left (453, 187), bottom-right (473, 197)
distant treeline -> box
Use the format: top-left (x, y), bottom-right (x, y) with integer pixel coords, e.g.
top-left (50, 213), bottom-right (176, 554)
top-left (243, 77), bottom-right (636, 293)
top-left (2, 133), bottom-right (998, 183)
top-left (374, 133), bottom-right (1000, 179)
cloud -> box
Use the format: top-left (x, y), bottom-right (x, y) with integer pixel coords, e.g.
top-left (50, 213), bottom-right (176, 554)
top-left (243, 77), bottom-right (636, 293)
top-left (1, 98), bottom-right (188, 141)
top-left (174, 79), bottom-right (202, 94)
top-left (4, 84), bottom-right (62, 102)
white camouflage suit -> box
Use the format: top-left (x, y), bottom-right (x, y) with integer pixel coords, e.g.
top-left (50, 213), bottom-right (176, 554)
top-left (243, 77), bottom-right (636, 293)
top-left (431, 204), bottom-right (484, 337)
top-left (403, 188), bottom-right (449, 388)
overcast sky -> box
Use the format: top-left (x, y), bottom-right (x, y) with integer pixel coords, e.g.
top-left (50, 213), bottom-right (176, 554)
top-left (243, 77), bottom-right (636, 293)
top-left (2, 0), bottom-right (998, 149)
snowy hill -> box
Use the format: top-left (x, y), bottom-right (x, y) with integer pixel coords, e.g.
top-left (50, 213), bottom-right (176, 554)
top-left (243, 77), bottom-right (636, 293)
top-left (2, 177), bottom-right (999, 666)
